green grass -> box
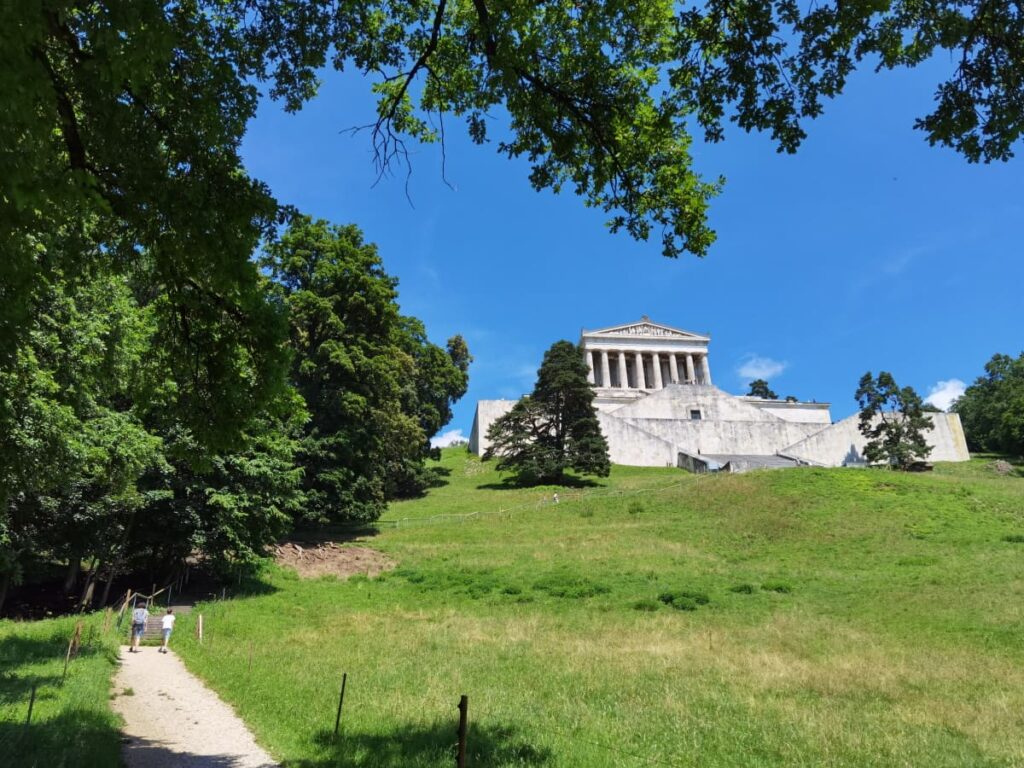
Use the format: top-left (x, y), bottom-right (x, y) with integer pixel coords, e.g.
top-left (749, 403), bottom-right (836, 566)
top-left (169, 450), bottom-right (1024, 767)
top-left (0, 613), bottom-right (122, 767)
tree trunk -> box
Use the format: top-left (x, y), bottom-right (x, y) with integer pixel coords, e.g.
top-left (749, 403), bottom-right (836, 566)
top-left (99, 552), bottom-right (122, 607)
top-left (78, 557), bottom-right (101, 610)
top-left (0, 573), bottom-right (9, 616)
top-left (62, 556), bottom-right (81, 594)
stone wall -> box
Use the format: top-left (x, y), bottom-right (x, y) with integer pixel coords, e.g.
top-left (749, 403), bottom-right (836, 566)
top-left (596, 413), bottom-right (677, 466)
top-left (621, 416), bottom-right (823, 458)
top-left (780, 412), bottom-right (970, 466)
top-left (469, 387), bottom-right (970, 469)
top-left (468, 399), bottom-right (516, 456)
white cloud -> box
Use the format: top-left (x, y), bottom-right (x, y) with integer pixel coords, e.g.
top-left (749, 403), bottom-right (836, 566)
top-left (925, 379), bottom-right (966, 411)
top-left (737, 355), bottom-right (787, 381)
top-left (431, 429), bottom-right (467, 448)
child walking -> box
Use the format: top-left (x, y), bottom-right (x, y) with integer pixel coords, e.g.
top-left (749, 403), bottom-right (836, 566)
top-left (160, 608), bottom-right (175, 653)
top-left (130, 601), bottom-right (149, 653)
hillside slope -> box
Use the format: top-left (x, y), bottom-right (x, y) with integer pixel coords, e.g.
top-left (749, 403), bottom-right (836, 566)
top-left (174, 451), bottom-right (1024, 767)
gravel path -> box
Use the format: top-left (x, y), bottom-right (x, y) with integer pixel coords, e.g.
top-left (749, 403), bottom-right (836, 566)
top-left (112, 646), bottom-right (279, 768)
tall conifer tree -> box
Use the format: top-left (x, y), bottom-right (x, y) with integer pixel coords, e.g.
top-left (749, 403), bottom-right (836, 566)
top-left (486, 341), bottom-right (609, 485)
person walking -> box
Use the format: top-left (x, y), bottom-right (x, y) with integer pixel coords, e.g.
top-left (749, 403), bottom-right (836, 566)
top-left (130, 601), bottom-right (149, 653)
top-left (160, 609), bottom-right (175, 654)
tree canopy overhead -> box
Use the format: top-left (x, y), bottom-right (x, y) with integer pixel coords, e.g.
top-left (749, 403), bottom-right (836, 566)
top-left (3, 0), bottom-right (1021, 449)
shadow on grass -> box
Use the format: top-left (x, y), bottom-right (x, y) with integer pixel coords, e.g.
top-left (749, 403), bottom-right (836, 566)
top-left (0, 708), bottom-right (122, 766)
top-left (300, 721), bottom-right (552, 767)
top-left (0, 632), bottom-right (113, 705)
top-left (476, 474), bottom-right (605, 491)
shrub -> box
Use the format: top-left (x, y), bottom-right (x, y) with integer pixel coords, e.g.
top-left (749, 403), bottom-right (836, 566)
top-left (761, 580), bottom-right (793, 593)
top-left (729, 583), bottom-right (755, 594)
top-left (1003, 534), bottom-right (1024, 543)
top-left (632, 598), bottom-right (660, 612)
top-left (657, 589), bottom-right (709, 610)
top-left (533, 573), bottom-right (611, 599)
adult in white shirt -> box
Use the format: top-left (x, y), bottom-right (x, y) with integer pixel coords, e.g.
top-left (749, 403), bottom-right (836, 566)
top-left (160, 609), bottom-right (176, 654)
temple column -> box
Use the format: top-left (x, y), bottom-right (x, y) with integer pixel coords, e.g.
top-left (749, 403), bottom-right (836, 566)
top-left (600, 350), bottom-right (611, 388)
top-left (586, 350), bottom-right (595, 384)
top-left (700, 355), bottom-right (712, 385)
top-left (651, 352), bottom-right (663, 388)
top-left (668, 353), bottom-right (679, 384)
top-left (634, 352), bottom-right (647, 389)
top-left (685, 353), bottom-right (696, 384)
top-left (617, 351), bottom-right (628, 389)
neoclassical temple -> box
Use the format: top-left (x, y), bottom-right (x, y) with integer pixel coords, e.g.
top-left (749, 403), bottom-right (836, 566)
top-left (469, 318), bottom-right (970, 471)
top-left (581, 317), bottom-right (713, 412)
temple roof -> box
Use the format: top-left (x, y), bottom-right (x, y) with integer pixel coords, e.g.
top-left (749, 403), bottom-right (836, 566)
top-left (581, 316), bottom-right (710, 342)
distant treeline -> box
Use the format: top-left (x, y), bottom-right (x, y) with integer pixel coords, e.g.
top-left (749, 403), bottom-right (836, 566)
top-left (953, 353), bottom-right (1024, 457)
top-left (0, 217), bottom-right (469, 613)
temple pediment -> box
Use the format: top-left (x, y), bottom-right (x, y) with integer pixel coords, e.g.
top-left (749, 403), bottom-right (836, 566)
top-left (584, 318), bottom-right (709, 341)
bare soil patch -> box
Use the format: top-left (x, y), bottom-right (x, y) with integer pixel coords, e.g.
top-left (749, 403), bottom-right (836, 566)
top-left (273, 541), bottom-right (396, 579)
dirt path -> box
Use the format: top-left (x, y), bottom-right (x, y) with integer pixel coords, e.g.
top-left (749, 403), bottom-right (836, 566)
top-left (112, 646), bottom-right (278, 768)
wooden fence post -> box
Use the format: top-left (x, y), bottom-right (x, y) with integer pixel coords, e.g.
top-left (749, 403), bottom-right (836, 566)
top-left (456, 695), bottom-right (468, 768)
top-left (62, 621), bottom-right (83, 684)
top-left (197, 613), bottom-right (204, 644)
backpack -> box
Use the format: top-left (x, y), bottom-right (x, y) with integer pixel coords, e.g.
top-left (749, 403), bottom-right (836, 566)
top-left (132, 607), bottom-right (148, 624)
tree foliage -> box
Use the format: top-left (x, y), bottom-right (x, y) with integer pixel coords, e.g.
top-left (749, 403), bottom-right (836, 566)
top-left (0, 217), bottom-right (469, 612)
top-left (952, 353), bottom-right (1024, 456)
top-left (3, 2), bottom-right (1021, 435)
top-left (747, 379), bottom-right (778, 399)
top-left (485, 341), bottom-right (609, 485)
top-left (855, 372), bottom-right (933, 469)
top-left (263, 217), bottom-right (470, 522)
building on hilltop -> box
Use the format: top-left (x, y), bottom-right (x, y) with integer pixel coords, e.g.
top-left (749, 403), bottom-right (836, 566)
top-left (468, 318), bottom-right (970, 472)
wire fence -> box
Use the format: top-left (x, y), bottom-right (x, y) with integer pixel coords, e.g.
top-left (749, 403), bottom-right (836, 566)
top-left (369, 476), bottom-right (699, 531)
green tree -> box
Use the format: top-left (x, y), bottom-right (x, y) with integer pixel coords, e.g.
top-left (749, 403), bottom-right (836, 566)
top-left (953, 353), bottom-right (1024, 456)
top-left (747, 379), bottom-right (778, 399)
top-left (264, 216), bottom-right (469, 521)
top-left (389, 320), bottom-right (472, 497)
top-left (485, 341), bottom-right (609, 485)
top-left (0, 260), bottom-right (162, 612)
top-left (0, 249), bottom-right (304, 612)
top-left (855, 372), bottom-right (933, 470)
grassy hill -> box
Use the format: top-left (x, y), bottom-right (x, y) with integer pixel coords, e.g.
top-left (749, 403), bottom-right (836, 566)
top-left (172, 451), bottom-right (1024, 766)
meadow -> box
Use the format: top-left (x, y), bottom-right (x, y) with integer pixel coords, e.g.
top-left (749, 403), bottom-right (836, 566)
top-left (170, 450), bottom-right (1024, 767)
top-left (0, 612), bottom-right (122, 767)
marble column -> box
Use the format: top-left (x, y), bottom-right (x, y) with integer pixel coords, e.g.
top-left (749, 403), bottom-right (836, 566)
top-left (685, 353), bottom-right (696, 384)
top-left (617, 351), bottom-right (628, 389)
top-left (600, 350), bottom-right (610, 388)
top-left (651, 352), bottom-right (663, 389)
top-left (586, 350), bottom-right (595, 384)
top-left (634, 352), bottom-right (647, 389)
top-left (700, 355), bottom-right (712, 385)
top-left (668, 353), bottom-right (679, 384)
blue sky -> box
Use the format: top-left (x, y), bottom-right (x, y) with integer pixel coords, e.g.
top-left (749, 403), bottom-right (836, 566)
top-left (241, 58), bottom-right (1022, 444)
